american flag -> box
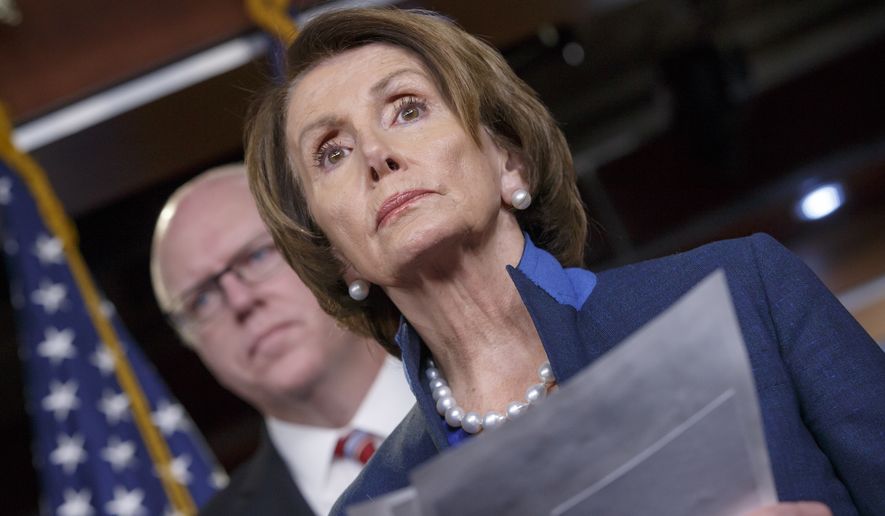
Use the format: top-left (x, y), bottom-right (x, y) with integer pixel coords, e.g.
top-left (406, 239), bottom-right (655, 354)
top-left (1, 110), bottom-right (225, 515)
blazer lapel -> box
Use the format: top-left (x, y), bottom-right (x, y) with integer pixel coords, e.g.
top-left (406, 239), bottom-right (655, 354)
top-left (507, 266), bottom-right (591, 384)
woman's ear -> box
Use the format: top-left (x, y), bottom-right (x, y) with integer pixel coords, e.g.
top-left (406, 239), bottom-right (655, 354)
top-left (341, 264), bottom-right (363, 285)
top-left (499, 147), bottom-right (530, 206)
top-left (338, 259), bottom-right (372, 301)
top-left (331, 247), bottom-right (362, 284)
top-left (480, 128), bottom-right (530, 207)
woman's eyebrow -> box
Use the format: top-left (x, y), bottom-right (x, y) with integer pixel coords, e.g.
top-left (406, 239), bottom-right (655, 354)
top-left (297, 115), bottom-right (342, 150)
top-left (296, 69), bottom-right (426, 149)
top-left (370, 68), bottom-right (425, 97)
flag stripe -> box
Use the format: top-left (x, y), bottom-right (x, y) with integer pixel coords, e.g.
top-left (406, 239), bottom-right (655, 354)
top-left (0, 103), bottom-right (197, 514)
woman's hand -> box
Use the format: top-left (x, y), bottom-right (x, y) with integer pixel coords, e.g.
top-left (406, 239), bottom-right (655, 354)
top-left (745, 502), bottom-right (831, 516)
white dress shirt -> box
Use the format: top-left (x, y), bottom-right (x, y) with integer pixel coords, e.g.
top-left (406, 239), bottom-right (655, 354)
top-left (266, 356), bottom-right (415, 515)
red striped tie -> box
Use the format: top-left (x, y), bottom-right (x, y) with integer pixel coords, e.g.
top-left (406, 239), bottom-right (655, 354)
top-left (334, 430), bottom-right (377, 465)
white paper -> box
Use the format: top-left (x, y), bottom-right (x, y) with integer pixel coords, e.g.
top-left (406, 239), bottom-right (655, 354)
top-left (346, 487), bottom-right (419, 516)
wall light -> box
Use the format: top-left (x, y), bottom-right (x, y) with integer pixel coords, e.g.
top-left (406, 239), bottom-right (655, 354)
top-left (562, 42), bottom-right (585, 66)
top-left (797, 183), bottom-right (845, 220)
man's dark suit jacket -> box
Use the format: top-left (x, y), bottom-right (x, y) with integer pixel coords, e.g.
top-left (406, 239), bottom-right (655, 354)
top-left (333, 234), bottom-right (885, 515)
top-left (200, 426), bottom-right (314, 515)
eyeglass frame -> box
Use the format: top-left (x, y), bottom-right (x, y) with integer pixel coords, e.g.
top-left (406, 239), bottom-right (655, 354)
top-left (164, 233), bottom-right (285, 334)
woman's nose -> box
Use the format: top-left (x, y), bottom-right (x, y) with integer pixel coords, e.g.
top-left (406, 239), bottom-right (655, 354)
top-left (370, 157), bottom-right (401, 181)
top-left (361, 132), bottom-right (404, 182)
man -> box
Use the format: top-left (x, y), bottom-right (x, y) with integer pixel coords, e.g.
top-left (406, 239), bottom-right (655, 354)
top-left (150, 164), bottom-right (414, 515)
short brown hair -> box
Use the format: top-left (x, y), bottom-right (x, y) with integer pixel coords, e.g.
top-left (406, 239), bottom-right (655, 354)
top-left (246, 7), bottom-right (587, 354)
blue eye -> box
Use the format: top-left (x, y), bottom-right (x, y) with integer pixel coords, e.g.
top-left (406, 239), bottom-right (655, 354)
top-left (238, 244), bottom-right (280, 281)
top-left (248, 246), bottom-right (270, 264)
top-left (186, 288), bottom-right (218, 319)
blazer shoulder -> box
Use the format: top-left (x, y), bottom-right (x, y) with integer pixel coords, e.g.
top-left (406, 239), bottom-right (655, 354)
top-left (590, 234), bottom-right (770, 311)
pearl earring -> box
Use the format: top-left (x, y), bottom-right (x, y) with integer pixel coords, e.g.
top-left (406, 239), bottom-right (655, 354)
top-left (348, 279), bottom-right (370, 301)
top-left (511, 189), bottom-right (532, 210)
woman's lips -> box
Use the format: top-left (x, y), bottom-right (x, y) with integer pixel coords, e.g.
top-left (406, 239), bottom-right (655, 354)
top-left (376, 190), bottom-right (434, 228)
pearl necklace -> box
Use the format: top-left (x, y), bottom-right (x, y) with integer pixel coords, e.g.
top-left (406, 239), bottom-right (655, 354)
top-left (425, 358), bottom-right (556, 434)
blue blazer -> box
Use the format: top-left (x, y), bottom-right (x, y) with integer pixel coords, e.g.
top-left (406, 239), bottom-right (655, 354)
top-left (333, 234), bottom-right (885, 515)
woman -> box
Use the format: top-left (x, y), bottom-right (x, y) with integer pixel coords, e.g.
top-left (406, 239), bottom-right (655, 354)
top-left (245, 8), bottom-right (885, 515)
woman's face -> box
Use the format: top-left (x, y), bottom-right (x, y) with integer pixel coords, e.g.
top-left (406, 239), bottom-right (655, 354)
top-left (285, 43), bottom-right (525, 286)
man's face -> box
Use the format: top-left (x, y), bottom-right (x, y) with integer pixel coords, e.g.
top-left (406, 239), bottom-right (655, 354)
top-left (154, 175), bottom-right (356, 411)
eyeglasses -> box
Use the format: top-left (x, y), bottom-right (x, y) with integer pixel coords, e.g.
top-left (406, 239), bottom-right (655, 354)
top-left (167, 235), bottom-right (285, 333)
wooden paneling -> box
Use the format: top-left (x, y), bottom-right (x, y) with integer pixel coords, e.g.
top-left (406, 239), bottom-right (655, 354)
top-left (0, 0), bottom-right (251, 121)
top-left (28, 60), bottom-right (267, 216)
